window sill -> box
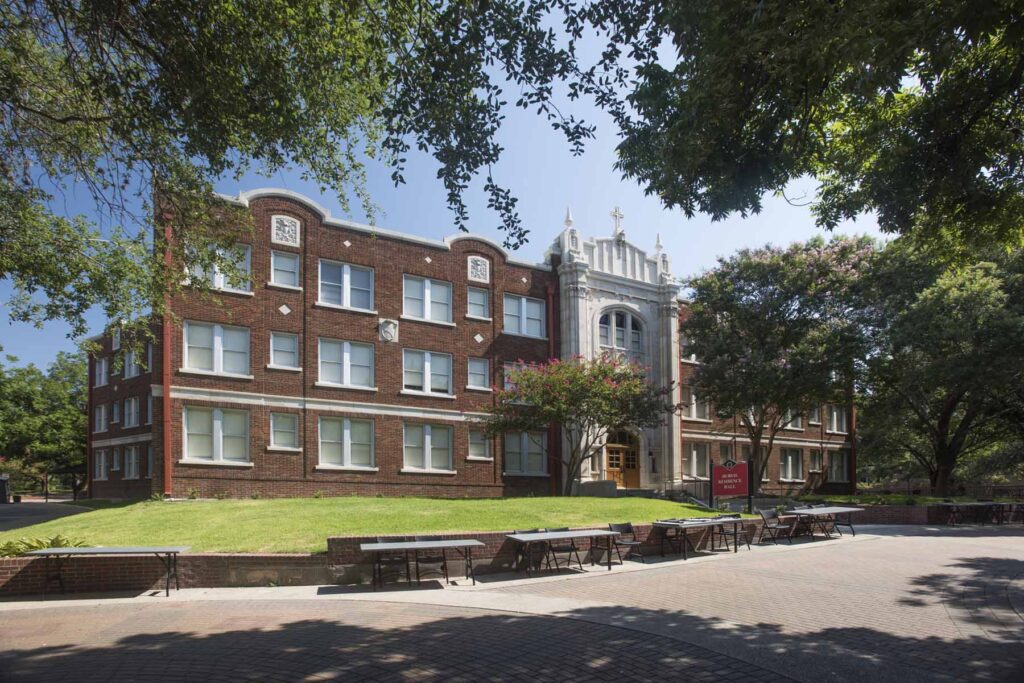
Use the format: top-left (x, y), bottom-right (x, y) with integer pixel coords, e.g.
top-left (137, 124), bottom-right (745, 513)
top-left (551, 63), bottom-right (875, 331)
top-left (781, 427), bottom-right (804, 432)
top-left (210, 288), bottom-right (255, 298)
top-left (826, 430), bottom-right (849, 435)
top-left (178, 459), bottom-right (254, 468)
top-left (93, 477), bottom-right (107, 481)
top-left (179, 368), bottom-right (254, 380)
top-left (681, 359), bottom-right (700, 365)
top-left (316, 465), bottom-right (379, 473)
top-left (465, 385), bottom-right (492, 393)
top-left (779, 479), bottom-right (806, 484)
top-left (682, 417), bottom-right (713, 423)
top-left (399, 390), bottom-right (456, 400)
top-left (314, 302), bottom-right (378, 316)
top-left (682, 476), bottom-right (710, 482)
top-left (400, 468), bottom-right (457, 475)
top-left (266, 364), bottom-right (302, 372)
top-left (808, 421), bottom-right (822, 426)
top-left (266, 282), bottom-right (302, 292)
top-left (124, 477), bottom-right (139, 481)
top-left (465, 315), bottom-right (492, 323)
top-left (400, 315), bottom-right (455, 328)
top-left (315, 382), bottom-right (378, 392)
top-left (94, 383), bottom-right (108, 389)
top-left (503, 472), bottom-right (550, 478)
top-left (808, 469), bottom-right (823, 473)
top-left (501, 332), bottom-right (548, 341)
top-left (267, 446), bottom-right (302, 453)
top-left (466, 456), bottom-right (494, 462)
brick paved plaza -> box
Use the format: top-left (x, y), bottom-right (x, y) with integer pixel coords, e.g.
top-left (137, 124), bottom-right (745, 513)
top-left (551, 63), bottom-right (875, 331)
top-left (1, 526), bottom-right (1022, 682)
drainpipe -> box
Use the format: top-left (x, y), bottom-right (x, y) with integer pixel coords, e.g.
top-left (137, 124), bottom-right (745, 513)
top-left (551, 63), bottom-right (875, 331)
top-left (546, 282), bottom-right (558, 496)
top-left (162, 218), bottom-right (174, 497)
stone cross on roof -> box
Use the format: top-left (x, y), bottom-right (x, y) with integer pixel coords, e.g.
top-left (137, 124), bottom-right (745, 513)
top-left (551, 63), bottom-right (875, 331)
top-left (610, 206), bottom-right (624, 234)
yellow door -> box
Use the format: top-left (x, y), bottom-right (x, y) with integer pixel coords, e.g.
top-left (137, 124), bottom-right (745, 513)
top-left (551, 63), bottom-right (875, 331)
top-left (607, 448), bottom-right (624, 488)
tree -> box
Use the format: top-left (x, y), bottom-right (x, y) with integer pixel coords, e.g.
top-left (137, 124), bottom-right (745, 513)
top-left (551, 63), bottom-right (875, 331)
top-left (481, 357), bottom-right (676, 496)
top-left (591, 0), bottom-right (1024, 257)
top-left (857, 246), bottom-right (1024, 495)
top-left (682, 236), bottom-right (874, 493)
top-left (0, 352), bottom-right (87, 494)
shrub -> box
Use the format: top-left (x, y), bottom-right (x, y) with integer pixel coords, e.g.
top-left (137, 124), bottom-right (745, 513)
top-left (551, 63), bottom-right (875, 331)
top-left (186, 487), bottom-right (200, 499)
top-left (0, 535), bottom-right (87, 557)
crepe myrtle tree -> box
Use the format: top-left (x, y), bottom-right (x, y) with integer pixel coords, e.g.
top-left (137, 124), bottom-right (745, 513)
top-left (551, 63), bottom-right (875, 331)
top-left (682, 236), bottom-right (874, 493)
top-left (480, 356), bottom-right (678, 496)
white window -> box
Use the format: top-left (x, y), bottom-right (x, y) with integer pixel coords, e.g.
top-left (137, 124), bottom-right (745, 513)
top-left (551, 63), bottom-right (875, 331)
top-left (682, 387), bottom-right (710, 420)
top-left (93, 450), bottom-right (108, 480)
top-left (146, 343), bottom-right (153, 372)
top-left (146, 392), bottom-right (153, 425)
top-left (146, 445), bottom-right (153, 478)
top-left (93, 404), bottom-right (108, 433)
top-left (828, 405), bottom-right (849, 433)
top-left (111, 400), bottom-right (120, 423)
top-left (780, 448), bottom-right (804, 480)
top-left (190, 245), bottom-right (252, 293)
top-left (403, 276), bottom-right (452, 323)
top-left (270, 413), bottom-right (300, 450)
top-left (403, 423), bottom-right (453, 472)
top-left (504, 431), bottom-right (547, 475)
top-left (124, 350), bottom-right (140, 378)
top-left (808, 405), bottom-right (821, 424)
top-left (318, 339), bottom-right (375, 388)
top-left (183, 322), bottom-right (251, 376)
top-left (183, 407), bottom-right (250, 463)
top-left (93, 357), bottom-right (109, 387)
top-left (598, 310), bottom-right (643, 356)
top-left (680, 331), bottom-right (697, 363)
top-left (111, 328), bottom-right (121, 351)
top-left (270, 332), bottom-right (300, 369)
top-left (783, 408), bottom-right (803, 430)
top-left (503, 294), bottom-right (546, 338)
top-left (809, 449), bottom-right (823, 472)
top-left (318, 259), bottom-right (374, 311)
top-left (468, 430), bottom-right (492, 460)
top-left (719, 443), bottom-right (733, 461)
top-left (686, 442), bottom-right (710, 479)
top-left (124, 446), bottom-right (140, 480)
top-left (467, 287), bottom-right (490, 319)
top-left (271, 251), bottom-right (301, 288)
top-left (467, 358), bottom-right (490, 390)
top-left (403, 350), bottom-right (452, 395)
top-left (829, 450), bottom-right (850, 482)
top-left (124, 397), bottom-right (140, 428)
top-left (110, 448), bottom-right (120, 471)
top-left (319, 417), bottom-right (375, 469)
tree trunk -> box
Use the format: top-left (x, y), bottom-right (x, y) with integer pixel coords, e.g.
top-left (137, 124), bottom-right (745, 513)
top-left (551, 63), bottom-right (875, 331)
top-left (932, 462), bottom-right (954, 497)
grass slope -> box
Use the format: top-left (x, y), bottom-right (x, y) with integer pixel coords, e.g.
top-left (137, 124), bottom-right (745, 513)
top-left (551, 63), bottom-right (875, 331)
top-left (2, 497), bottom-right (719, 554)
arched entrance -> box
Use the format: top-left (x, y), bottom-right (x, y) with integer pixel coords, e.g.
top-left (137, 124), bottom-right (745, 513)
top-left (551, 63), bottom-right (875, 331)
top-left (605, 430), bottom-right (640, 489)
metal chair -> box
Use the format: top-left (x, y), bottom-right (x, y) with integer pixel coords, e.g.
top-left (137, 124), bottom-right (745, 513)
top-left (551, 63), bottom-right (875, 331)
top-left (413, 535), bottom-right (449, 584)
top-left (375, 536), bottom-right (412, 586)
top-left (608, 522), bottom-right (646, 564)
top-left (514, 529), bottom-right (550, 572)
top-left (712, 513), bottom-right (749, 550)
top-left (785, 505), bottom-right (815, 537)
top-left (757, 509), bottom-right (794, 545)
top-left (545, 527), bottom-right (584, 571)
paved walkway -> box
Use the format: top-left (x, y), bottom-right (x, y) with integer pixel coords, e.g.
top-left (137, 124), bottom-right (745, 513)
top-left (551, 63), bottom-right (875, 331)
top-left (2, 525), bottom-right (1022, 681)
top-left (0, 502), bottom-right (90, 532)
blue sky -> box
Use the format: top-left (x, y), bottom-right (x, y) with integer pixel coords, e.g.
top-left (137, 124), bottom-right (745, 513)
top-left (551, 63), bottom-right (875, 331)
top-left (0, 99), bottom-right (883, 369)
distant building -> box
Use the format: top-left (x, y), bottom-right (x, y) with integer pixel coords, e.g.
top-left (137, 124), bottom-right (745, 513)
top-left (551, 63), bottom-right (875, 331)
top-left (87, 189), bottom-right (855, 499)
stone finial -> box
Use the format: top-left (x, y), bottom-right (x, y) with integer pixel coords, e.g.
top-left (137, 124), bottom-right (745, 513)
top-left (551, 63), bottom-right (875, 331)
top-left (564, 206), bottom-right (574, 228)
top-left (655, 233), bottom-right (663, 253)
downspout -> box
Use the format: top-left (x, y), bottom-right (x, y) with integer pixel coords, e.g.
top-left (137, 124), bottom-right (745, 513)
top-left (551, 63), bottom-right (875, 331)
top-left (546, 282), bottom-right (558, 496)
top-left (87, 356), bottom-right (93, 498)
top-left (162, 218), bottom-right (174, 497)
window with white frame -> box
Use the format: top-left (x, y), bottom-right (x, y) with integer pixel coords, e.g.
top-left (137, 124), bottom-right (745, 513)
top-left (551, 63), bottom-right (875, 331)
top-left (93, 449), bottom-right (108, 480)
top-left (686, 442), bottom-right (710, 478)
top-left (189, 245), bottom-right (252, 293)
top-left (829, 450), bottom-right (850, 482)
top-left (183, 407), bottom-right (250, 463)
top-left (808, 405), bottom-right (821, 424)
top-left (270, 332), bottom-right (300, 369)
top-left (681, 386), bottom-right (710, 420)
top-left (270, 413), bottom-right (300, 450)
top-left (783, 408), bottom-right (803, 429)
top-left (504, 431), bottom-right (547, 475)
top-left (503, 294), bottom-right (545, 338)
top-left (598, 310), bottom-right (643, 356)
top-left (146, 392), bottom-right (153, 425)
top-left (318, 259), bottom-right (374, 311)
top-left (809, 449), bottom-right (823, 472)
top-left (146, 444), bottom-right (153, 478)
top-left (319, 417), bottom-right (374, 468)
top-left (112, 328), bottom-right (121, 351)
top-left (467, 358), bottom-right (490, 390)
top-left (318, 338), bottom-right (374, 388)
top-left (467, 287), bottom-right (490, 319)
top-left (780, 448), bottom-right (804, 480)
top-left (271, 250), bottom-right (301, 288)
top-left (124, 397), bottom-right (140, 428)
top-left (403, 349), bottom-right (452, 395)
top-left (111, 400), bottom-right (120, 423)
top-left (468, 430), bottom-right (492, 460)
top-left (124, 446), bottom-right (140, 480)
top-left (124, 350), bottom-right (140, 378)
top-left (110, 448), bottom-right (120, 471)
top-left (680, 331), bottom-right (697, 362)
top-left (502, 361), bottom-right (524, 391)
top-left (94, 357), bottom-right (109, 387)
top-left (183, 322), bottom-right (250, 376)
top-left (403, 423), bottom-right (453, 472)
top-left (828, 405), bottom-right (849, 433)
top-left (403, 276), bottom-right (452, 323)
top-left (720, 443), bottom-right (733, 461)
top-left (94, 404), bottom-right (108, 433)
top-left (146, 343), bottom-right (153, 371)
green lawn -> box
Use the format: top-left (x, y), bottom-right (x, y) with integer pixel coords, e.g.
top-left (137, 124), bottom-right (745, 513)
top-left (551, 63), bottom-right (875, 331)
top-left (3, 497), bottom-right (721, 554)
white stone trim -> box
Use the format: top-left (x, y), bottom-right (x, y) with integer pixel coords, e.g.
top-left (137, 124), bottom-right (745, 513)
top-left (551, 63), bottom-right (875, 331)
top-left (681, 430), bottom-right (849, 448)
top-left (90, 433), bottom-right (153, 448)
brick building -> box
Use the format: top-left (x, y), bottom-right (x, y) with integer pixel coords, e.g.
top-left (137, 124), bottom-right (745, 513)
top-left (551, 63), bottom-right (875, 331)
top-left (87, 188), bottom-right (855, 500)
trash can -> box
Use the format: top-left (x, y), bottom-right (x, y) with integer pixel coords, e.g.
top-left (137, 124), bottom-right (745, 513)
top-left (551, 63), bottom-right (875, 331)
top-left (0, 473), bottom-right (9, 504)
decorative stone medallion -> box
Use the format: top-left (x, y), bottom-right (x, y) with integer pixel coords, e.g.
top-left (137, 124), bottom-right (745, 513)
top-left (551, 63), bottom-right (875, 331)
top-left (379, 318), bottom-right (399, 343)
top-left (468, 256), bottom-right (490, 283)
top-left (278, 304), bottom-right (291, 316)
top-left (473, 333), bottom-right (484, 344)
top-left (271, 215), bottom-right (301, 247)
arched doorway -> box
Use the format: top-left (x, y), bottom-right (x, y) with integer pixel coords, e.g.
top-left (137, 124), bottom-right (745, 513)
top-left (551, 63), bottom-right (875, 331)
top-left (605, 430), bottom-right (640, 489)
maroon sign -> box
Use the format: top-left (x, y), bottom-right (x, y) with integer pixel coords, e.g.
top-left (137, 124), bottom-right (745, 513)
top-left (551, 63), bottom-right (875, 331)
top-left (712, 460), bottom-right (749, 497)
